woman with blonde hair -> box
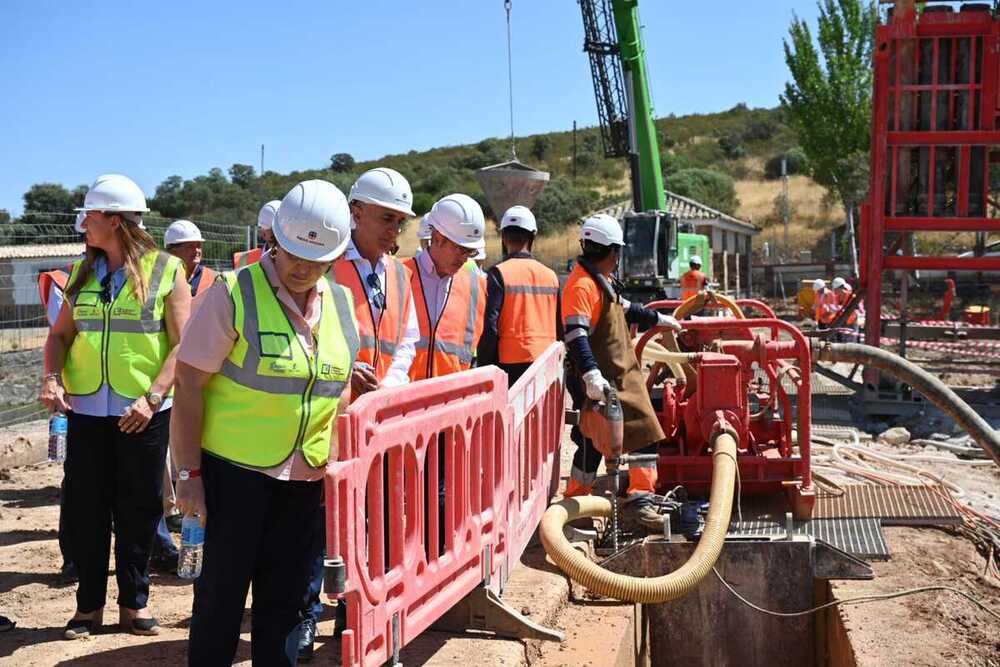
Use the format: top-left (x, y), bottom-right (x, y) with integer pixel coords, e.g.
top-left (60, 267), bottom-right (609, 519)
top-left (38, 174), bottom-right (191, 639)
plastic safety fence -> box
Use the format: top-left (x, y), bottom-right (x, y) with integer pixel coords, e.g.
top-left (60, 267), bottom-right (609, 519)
top-left (881, 337), bottom-right (1000, 361)
top-left (325, 342), bottom-right (565, 667)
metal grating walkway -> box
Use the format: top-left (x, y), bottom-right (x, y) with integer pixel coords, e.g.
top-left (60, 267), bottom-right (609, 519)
top-left (730, 518), bottom-right (890, 560)
top-left (813, 485), bottom-right (961, 526)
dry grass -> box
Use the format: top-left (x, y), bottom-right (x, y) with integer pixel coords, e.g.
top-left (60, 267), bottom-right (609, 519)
top-left (735, 175), bottom-right (842, 225)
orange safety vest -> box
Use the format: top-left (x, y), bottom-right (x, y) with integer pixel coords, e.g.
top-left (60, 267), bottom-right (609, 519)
top-left (835, 286), bottom-right (857, 325)
top-left (815, 288), bottom-right (839, 325)
top-left (233, 247), bottom-right (263, 269)
top-left (38, 269), bottom-right (69, 310)
top-left (332, 255), bottom-right (413, 381)
top-left (190, 265), bottom-right (217, 297)
top-left (404, 258), bottom-right (485, 381)
top-left (495, 257), bottom-right (559, 364)
top-left (680, 269), bottom-right (706, 301)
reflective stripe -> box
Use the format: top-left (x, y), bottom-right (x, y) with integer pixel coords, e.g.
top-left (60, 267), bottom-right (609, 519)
top-left (312, 379), bottom-right (349, 398)
top-left (358, 333), bottom-right (398, 358)
top-left (140, 252), bottom-right (171, 321)
top-left (564, 327), bottom-right (588, 343)
top-left (463, 268), bottom-right (480, 358)
top-left (570, 465), bottom-right (598, 487)
top-left (109, 319), bottom-right (166, 334)
top-left (219, 358), bottom-right (309, 394)
top-left (327, 278), bottom-right (360, 365)
top-left (505, 285), bottom-right (559, 296)
top-left (391, 259), bottom-right (406, 356)
top-left (74, 320), bottom-right (103, 332)
top-left (566, 314), bottom-right (591, 327)
top-left (414, 336), bottom-right (474, 365)
top-left (359, 334), bottom-right (377, 350)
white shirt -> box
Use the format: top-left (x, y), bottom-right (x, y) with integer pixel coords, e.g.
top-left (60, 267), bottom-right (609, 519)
top-left (414, 246), bottom-right (454, 326)
top-left (342, 240), bottom-right (418, 388)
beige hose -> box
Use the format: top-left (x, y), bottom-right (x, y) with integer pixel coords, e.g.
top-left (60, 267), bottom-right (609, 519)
top-left (540, 433), bottom-right (737, 603)
top-left (638, 339), bottom-right (696, 384)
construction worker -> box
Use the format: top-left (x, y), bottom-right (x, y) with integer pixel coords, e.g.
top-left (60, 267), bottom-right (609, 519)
top-left (415, 214), bottom-right (432, 255)
top-left (173, 179), bottom-right (357, 666)
top-left (403, 193), bottom-right (487, 381)
top-left (38, 173), bottom-right (191, 639)
top-left (165, 219), bottom-right (216, 298)
top-left (679, 255), bottom-right (707, 301)
top-left (562, 213), bottom-right (681, 532)
top-left (477, 205), bottom-right (561, 385)
top-left (301, 168), bottom-right (418, 660)
top-left (831, 276), bottom-right (860, 340)
top-left (232, 199), bottom-right (281, 268)
top-left (813, 278), bottom-right (839, 329)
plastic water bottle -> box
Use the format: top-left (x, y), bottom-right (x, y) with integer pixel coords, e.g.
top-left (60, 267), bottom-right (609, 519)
top-left (177, 515), bottom-right (205, 579)
top-left (48, 413), bottom-right (67, 463)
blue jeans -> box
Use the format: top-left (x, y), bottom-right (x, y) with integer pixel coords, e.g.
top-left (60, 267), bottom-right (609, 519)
top-left (152, 516), bottom-right (177, 557)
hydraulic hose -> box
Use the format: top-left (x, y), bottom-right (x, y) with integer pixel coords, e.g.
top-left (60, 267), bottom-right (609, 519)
top-left (812, 341), bottom-right (1000, 469)
top-left (674, 291), bottom-right (746, 321)
top-left (540, 433), bottom-right (737, 603)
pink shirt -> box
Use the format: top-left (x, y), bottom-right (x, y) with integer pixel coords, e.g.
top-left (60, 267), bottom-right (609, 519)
top-left (177, 254), bottom-right (336, 482)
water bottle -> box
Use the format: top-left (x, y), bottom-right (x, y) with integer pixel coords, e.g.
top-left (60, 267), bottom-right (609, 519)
top-left (48, 413), bottom-right (68, 463)
top-left (177, 515), bottom-right (205, 579)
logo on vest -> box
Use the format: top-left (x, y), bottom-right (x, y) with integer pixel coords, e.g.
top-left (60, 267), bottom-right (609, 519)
top-left (112, 306), bottom-right (139, 318)
top-left (321, 362), bottom-right (347, 379)
top-left (269, 360), bottom-right (299, 374)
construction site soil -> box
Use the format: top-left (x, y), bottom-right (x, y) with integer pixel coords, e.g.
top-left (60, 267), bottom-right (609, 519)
top-left (0, 421), bottom-right (998, 665)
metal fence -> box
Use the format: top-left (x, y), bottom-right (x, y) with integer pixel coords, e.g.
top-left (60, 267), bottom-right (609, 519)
top-left (0, 211), bottom-right (253, 429)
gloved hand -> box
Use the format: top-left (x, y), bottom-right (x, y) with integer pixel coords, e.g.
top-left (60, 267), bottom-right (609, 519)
top-left (657, 313), bottom-right (682, 331)
top-left (582, 369), bottom-right (612, 401)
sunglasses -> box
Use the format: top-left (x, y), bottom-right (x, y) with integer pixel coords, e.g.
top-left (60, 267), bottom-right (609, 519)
top-left (99, 273), bottom-right (113, 304)
top-left (366, 272), bottom-right (386, 310)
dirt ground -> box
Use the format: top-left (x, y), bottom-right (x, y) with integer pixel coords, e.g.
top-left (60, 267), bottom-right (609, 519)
top-left (837, 527), bottom-right (1000, 667)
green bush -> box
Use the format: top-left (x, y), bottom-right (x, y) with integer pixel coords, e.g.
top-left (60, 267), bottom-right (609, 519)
top-left (668, 168), bottom-right (739, 215)
top-left (533, 177), bottom-right (600, 235)
top-left (764, 147), bottom-right (809, 180)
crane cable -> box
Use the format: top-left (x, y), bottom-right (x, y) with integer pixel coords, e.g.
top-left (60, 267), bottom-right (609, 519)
top-left (504, 0), bottom-right (517, 161)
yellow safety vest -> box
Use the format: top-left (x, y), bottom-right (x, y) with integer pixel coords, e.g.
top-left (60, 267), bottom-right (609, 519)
top-left (63, 251), bottom-right (182, 399)
top-left (202, 263), bottom-right (359, 469)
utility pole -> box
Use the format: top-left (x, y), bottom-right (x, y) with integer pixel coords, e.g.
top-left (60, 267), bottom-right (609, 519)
top-left (260, 144), bottom-right (265, 175)
top-left (781, 156), bottom-right (789, 258)
top-left (572, 121), bottom-right (578, 180)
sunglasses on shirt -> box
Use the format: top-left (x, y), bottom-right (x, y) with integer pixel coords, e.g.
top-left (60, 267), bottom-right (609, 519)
top-left (366, 272), bottom-right (386, 310)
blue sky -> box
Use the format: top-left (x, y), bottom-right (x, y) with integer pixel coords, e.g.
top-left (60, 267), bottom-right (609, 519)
top-left (0, 1), bottom-right (825, 216)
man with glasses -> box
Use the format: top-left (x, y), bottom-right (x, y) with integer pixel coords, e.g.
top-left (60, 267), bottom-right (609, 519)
top-left (300, 168), bottom-right (419, 661)
top-left (403, 193), bottom-right (487, 381)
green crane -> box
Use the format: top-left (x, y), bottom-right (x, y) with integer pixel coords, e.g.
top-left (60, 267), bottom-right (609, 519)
top-left (580, 0), bottom-right (711, 300)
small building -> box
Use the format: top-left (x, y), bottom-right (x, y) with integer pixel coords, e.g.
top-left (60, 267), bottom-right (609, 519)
top-left (0, 243), bottom-right (85, 325)
top-left (591, 190), bottom-right (760, 296)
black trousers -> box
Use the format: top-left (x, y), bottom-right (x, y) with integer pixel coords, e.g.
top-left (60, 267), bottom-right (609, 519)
top-left (189, 454), bottom-right (324, 667)
top-left (64, 410), bottom-right (169, 613)
top-left (498, 361), bottom-right (532, 387)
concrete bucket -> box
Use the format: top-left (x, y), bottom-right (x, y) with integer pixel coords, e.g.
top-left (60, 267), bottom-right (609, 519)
top-left (474, 160), bottom-right (550, 219)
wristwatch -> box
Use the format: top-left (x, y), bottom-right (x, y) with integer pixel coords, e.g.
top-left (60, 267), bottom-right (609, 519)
top-left (145, 391), bottom-right (163, 410)
top-left (178, 468), bottom-right (201, 481)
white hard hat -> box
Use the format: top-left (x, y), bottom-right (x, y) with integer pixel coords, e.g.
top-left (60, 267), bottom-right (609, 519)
top-left (416, 215), bottom-right (432, 240)
top-left (580, 213), bottom-right (624, 247)
top-left (349, 167), bottom-right (415, 217)
top-left (258, 200), bottom-right (281, 230)
top-left (74, 212), bottom-right (86, 234)
top-left (813, 278), bottom-right (827, 291)
top-left (500, 205), bottom-right (537, 234)
top-left (75, 174), bottom-right (149, 214)
top-left (689, 255), bottom-right (703, 267)
top-left (832, 277), bottom-right (847, 290)
top-left (164, 219), bottom-right (204, 246)
top-left (273, 180), bottom-right (352, 262)
top-left (426, 193), bottom-right (485, 249)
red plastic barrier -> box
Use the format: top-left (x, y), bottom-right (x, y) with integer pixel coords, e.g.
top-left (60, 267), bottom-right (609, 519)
top-left (326, 342), bottom-right (565, 667)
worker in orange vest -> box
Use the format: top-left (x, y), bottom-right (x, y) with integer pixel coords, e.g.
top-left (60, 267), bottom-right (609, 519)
top-left (679, 255), bottom-right (707, 301)
top-left (331, 168), bottom-right (419, 398)
top-left (813, 278), bottom-right (839, 329)
top-left (232, 200), bottom-right (280, 268)
top-left (477, 205), bottom-right (561, 385)
top-left (562, 214), bottom-right (682, 533)
top-left (403, 194), bottom-right (486, 381)
top-left (165, 219), bottom-right (216, 298)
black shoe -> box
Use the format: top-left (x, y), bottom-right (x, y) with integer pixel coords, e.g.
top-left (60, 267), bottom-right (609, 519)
top-left (165, 514), bottom-right (183, 533)
top-left (297, 617), bottom-right (316, 663)
top-left (59, 562), bottom-right (78, 584)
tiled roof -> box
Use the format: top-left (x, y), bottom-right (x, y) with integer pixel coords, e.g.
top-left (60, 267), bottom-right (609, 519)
top-left (591, 190), bottom-right (758, 232)
top-left (0, 243), bottom-right (85, 259)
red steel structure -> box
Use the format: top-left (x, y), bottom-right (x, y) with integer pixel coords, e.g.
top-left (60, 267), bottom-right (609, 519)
top-left (862, 2), bottom-right (1000, 355)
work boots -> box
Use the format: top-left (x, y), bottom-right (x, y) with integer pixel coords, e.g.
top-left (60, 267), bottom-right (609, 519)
top-left (618, 492), bottom-right (671, 534)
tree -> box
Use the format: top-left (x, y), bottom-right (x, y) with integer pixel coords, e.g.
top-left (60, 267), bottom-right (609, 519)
top-left (669, 168), bottom-right (739, 215)
top-left (530, 135), bottom-right (552, 162)
top-left (781, 0), bottom-right (877, 276)
top-left (329, 153), bottom-right (356, 173)
top-left (228, 163), bottom-right (256, 188)
top-left (764, 147), bottom-right (809, 180)
top-left (21, 183), bottom-right (75, 225)
top-left (0, 209), bottom-right (10, 224)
